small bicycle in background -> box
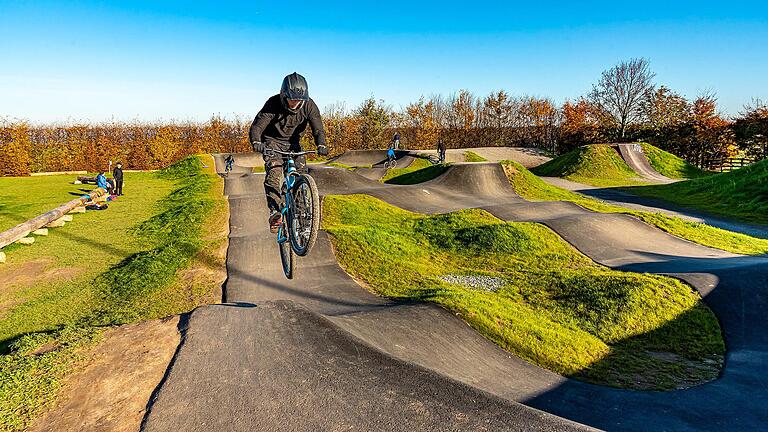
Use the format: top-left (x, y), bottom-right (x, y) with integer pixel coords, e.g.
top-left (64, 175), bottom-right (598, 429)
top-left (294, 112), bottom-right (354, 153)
top-left (384, 148), bottom-right (398, 169)
top-left (264, 148), bottom-right (321, 279)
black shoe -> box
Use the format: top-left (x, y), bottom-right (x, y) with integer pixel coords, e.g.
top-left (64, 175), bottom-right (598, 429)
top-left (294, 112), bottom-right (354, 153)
top-left (269, 211), bottom-right (282, 234)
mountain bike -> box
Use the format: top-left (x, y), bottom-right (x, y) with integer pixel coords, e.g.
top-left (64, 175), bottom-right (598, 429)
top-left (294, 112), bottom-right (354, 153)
top-left (384, 149), bottom-right (398, 169)
top-left (265, 149), bottom-right (321, 279)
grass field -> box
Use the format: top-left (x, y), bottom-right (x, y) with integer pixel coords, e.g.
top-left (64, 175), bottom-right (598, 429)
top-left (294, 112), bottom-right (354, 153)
top-left (323, 194), bottom-right (724, 389)
top-left (0, 156), bottom-right (227, 431)
top-left (623, 159), bottom-right (768, 226)
top-left (504, 161), bottom-right (768, 255)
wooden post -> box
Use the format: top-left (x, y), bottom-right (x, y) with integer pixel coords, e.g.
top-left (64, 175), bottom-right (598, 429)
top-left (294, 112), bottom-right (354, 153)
top-left (0, 188), bottom-right (105, 249)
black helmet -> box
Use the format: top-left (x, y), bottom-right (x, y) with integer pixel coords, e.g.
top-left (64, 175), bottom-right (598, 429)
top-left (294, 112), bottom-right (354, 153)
top-left (281, 72), bottom-right (309, 113)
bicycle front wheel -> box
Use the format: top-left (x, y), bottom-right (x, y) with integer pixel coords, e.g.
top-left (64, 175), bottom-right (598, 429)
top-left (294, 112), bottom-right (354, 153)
top-left (289, 174), bottom-right (321, 256)
top-left (278, 221), bottom-right (295, 279)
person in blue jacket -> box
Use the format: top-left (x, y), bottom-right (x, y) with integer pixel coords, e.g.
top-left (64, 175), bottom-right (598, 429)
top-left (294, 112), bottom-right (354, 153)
top-left (96, 171), bottom-right (113, 194)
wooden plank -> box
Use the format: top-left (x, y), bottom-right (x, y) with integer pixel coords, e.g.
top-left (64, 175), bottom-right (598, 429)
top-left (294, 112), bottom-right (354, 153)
top-left (16, 237), bottom-right (35, 245)
top-left (32, 228), bottom-right (49, 236)
top-left (61, 215), bottom-right (74, 222)
top-left (69, 206), bottom-right (86, 214)
top-left (0, 188), bottom-right (105, 249)
top-left (0, 251), bottom-right (5, 263)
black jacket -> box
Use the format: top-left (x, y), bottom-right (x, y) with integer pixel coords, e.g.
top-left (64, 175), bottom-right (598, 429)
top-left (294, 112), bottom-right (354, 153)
top-left (249, 95), bottom-right (327, 150)
top-left (113, 167), bottom-right (123, 181)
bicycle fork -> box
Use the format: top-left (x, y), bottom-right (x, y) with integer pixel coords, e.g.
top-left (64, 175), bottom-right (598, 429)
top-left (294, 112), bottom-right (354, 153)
top-left (277, 159), bottom-right (297, 244)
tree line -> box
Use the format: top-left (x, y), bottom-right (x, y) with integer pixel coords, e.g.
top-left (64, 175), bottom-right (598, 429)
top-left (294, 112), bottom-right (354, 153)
top-left (2, 58), bottom-right (766, 176)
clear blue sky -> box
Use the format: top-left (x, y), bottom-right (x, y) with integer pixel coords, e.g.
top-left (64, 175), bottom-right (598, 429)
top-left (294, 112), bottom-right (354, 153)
top-left (1, 0), bottom-right (766, 123)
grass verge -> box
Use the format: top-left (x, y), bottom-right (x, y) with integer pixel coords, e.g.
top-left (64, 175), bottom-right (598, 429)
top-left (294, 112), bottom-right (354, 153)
top-left (0, 155), bottom-right (226, 430)
top-left (323, 194), bottom-right (724, 390)
top-left (504, 161), bottom-right (768, 255)
top-left (622, 159), bottom-right (768, 226)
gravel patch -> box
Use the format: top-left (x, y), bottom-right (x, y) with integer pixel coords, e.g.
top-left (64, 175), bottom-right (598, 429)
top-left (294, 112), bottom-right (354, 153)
top-left (439, 274), bottom-right (504, 292)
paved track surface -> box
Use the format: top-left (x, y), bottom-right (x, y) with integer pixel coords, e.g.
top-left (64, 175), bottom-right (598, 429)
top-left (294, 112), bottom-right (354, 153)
top-left (616, 143), bottom-right (676, 183)
top-left (144, 154), bottom-right (768, 431)
top-left (541, 176), bottom-right (768, 239)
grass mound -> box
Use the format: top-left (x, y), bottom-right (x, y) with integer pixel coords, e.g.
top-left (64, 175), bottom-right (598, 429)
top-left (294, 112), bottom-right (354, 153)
top-left (381, 158), bottom-right (448, 184)
top-left (503, 161), bottom-right (768, 255)
top-left (464, 151), bottom-right (488, 162)
top-left (323, 194), bottom-right (724, 389)
top-left (639, 143), bottom-right (709, 179)
top-left (624, 159), bottom-right (768, 226)
top-left (0, 156), bottom-right (225, 431)
top-left (531, 144), bottom-right (641, 186)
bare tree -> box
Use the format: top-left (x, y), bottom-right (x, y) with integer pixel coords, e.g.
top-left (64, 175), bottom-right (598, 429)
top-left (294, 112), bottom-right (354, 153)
top-left (589, 58), bottom-right (655, 139)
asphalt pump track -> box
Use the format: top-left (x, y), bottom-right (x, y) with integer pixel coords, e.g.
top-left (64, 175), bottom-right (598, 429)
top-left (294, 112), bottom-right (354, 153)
top-left (142, 153), bottom-right (768, 431)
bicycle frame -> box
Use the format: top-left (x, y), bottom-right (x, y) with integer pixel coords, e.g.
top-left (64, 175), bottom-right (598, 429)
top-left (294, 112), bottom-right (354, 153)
top-left (265, 148), bottom-right (316, 245)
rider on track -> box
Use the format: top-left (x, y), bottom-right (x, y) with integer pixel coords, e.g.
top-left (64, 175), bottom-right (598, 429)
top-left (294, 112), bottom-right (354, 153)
top-left (250, 72), bottom-right (328, 233)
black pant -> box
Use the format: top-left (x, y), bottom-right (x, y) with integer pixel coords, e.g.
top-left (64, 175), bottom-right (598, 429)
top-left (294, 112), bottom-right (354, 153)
top-left (263, 141), bottom-right (306, 213)
top-left (115, 179), bottom-right (123, 195)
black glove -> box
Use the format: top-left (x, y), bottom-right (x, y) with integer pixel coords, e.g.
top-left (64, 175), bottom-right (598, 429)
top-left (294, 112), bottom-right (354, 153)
top-left (252, 141), bottom-right (265, 153)
top-left (317, 145), bottom-right (328, 156)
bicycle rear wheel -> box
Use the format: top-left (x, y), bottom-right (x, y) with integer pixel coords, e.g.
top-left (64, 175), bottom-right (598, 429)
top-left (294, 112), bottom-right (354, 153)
top-left (289, 174), bottom-right (321, 256)
top-left (278, 220), bottom-right (294, 279)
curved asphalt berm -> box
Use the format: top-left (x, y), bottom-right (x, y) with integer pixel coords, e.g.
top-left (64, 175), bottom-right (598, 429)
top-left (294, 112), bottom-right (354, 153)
top-left (333, 149), bottom-right (417, 180)
top-left (541, 176), bottom-right (768, 239)
top-left (616, 143), bottom-right (676, 183)
top-left (145, 153), bottom-right (768, 431)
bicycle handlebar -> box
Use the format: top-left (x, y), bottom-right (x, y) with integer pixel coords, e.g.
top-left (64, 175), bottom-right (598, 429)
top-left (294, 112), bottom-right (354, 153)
top-left (263, 148), bottom-right (317, 157)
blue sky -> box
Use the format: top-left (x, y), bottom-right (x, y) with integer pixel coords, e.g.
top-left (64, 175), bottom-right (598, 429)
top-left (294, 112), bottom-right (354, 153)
top-left (1, 0), bottom-right (766, 123)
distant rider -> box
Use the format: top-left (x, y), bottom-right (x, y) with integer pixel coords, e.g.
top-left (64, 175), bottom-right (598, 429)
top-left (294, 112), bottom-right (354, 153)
top-left (391, 132), bottom-right (400, 150)
top-left (224, 154), bottom-right (235, 173)
top-left (387, 147), bottom-right (396, 165)
top-left (249, 72), bottom-right (328, 233)
top-left (437, 138), bottom-right (446, 164)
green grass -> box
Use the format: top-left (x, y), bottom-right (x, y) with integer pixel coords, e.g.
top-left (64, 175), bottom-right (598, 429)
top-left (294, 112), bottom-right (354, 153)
top-left (327, 162), bottom-right (368, 170)
top-left (381, 158), bottom-right (448, 184)
top-left (622, 159), bottom-right (768, 226)
top-left (639, 143), bottom-right (710, 179)
top-left (323, 194), bottom-right (724, 389)
top-left (503, 161), bottom-right (768, 255)
top-left (0, 156), bottom-right (225, 430)
top-left (464, 151), bottom-right (488, 162)
top-left (532, 144), bottom-right (649, 187)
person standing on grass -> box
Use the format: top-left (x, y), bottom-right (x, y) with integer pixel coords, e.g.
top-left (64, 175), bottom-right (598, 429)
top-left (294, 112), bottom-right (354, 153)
top-left (113, 162), bottom-right (124, 195)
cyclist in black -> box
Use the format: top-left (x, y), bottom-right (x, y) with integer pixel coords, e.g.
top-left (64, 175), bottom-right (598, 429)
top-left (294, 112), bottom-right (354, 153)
top-left (437, 138), bottom-right (446, 164)
top-left (391, 132), bottom-right (401, 150)
top-left (250, 73), bottom-right (328, 233)
top-left (224, 154), bottom-right (235, 174)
